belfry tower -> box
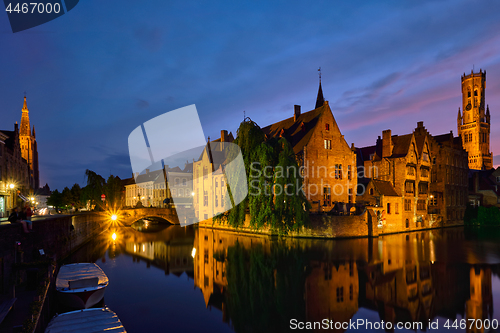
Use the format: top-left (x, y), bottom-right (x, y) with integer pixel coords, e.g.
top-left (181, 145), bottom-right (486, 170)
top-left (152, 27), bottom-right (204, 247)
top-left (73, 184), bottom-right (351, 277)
top-left (457, 69), bottom-right (492, 170)
top-left (19, 96), bottom-right (39, 190)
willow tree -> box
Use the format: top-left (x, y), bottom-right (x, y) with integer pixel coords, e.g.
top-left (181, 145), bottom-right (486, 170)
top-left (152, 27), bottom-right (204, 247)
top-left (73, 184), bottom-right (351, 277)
top-left (217, 118), bottom-right (310, 233)
top-left (270, 137), bottom-right (310, 233)
top-left (216, 118), bottom-right (266, 228)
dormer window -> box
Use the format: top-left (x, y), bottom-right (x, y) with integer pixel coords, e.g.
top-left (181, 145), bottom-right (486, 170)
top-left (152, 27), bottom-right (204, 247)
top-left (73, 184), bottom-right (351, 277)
top-left (325, 123), bottom-right (330, 131)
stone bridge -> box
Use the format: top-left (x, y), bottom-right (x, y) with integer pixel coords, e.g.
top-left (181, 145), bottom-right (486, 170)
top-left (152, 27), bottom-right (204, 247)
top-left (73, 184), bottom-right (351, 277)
top-left (119, 208), bottom-right (181, 226)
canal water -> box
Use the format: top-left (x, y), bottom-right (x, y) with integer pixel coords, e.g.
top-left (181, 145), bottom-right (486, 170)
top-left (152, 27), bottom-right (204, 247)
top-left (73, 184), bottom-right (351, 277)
top-left (66, 223), bottom-right (500, 333)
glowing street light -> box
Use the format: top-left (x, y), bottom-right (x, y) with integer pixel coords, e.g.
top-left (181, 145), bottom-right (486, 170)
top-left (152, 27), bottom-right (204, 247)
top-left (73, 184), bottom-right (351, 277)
top-left (191, 192), bottom-right (195, 196)
top-left (9, 183), bottom-right (14, 189)
top-left (111, 214), bottom-right (117, 221)
top-left (111, 233), bottom-right (117, 241)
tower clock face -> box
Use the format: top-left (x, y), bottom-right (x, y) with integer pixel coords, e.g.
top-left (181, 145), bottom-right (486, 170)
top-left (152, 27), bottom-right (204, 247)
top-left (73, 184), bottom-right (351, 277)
top-left (465, 102), bottom-right (472, 111)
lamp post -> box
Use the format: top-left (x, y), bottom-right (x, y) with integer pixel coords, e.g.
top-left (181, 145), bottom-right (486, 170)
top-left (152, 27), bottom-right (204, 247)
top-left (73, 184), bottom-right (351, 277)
top-left (9, 183), bottom-right (15, 211)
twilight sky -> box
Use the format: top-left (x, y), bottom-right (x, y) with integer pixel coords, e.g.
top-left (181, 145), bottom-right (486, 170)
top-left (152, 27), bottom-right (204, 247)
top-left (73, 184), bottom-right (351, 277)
top-left (1, 0), bottom-right (499, 190)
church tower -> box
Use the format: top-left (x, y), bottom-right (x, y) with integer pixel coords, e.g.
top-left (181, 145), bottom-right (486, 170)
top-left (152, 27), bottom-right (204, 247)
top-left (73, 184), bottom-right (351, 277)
top-left (457, 69), bottom-right (493, 170)
top-left (19, 96), bottom-right (39, 190)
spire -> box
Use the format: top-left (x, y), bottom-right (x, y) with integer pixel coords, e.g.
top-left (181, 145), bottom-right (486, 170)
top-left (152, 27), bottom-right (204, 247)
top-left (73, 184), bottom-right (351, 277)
top-left (486, 104), bottom-right (490, 116)
top-left (20, 95), bottom-right (31, 136)
top-left (33, 125), bottom-right (36, 138)
top-left (315, 67), bottom-right (325, 109)
top-left (22, 95), bottom-right (28, 111)
top-left (457, 107), bottom-right (462, 119)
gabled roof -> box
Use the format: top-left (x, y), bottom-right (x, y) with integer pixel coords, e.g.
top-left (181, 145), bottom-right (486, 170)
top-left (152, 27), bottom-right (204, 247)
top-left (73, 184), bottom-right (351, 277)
top-left (261, 105), bottom-right (325, 155)
top-left (390, 134), bottom-right (413, 158)
top-left (371, 179), bottom-right (399, 197)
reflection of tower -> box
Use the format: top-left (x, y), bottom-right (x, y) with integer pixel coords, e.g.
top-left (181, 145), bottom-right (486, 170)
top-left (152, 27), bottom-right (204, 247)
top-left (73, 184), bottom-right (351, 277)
top-left (457, 70), bottom-right (493, 170)
top-left (466, 266), bottom-right (493, 333)
top-left (19, 96), bottom-right (39, 189)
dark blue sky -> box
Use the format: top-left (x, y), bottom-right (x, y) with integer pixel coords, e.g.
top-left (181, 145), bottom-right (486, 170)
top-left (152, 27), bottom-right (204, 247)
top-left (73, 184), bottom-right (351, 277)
top-left (1, 0), bottom-right (499, 190)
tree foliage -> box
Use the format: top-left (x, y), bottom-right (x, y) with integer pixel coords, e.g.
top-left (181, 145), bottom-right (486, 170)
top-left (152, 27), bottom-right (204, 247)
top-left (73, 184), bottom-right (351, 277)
top-left (46, 189), bottom-right (63, 210)
top-left (216, 118), bottom-right (310, 234)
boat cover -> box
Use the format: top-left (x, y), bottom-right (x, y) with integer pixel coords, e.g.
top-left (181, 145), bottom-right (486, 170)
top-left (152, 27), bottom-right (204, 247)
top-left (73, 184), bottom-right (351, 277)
top-left (45, 308), bottom-right (126, 333)
top-left (56, 263), bottom-right (108, 290)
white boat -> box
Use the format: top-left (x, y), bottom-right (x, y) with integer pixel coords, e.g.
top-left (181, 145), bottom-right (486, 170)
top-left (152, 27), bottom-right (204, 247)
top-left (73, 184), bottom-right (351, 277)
top-left (45, 307), bottom-right (126, 333)
top-left (56, 263), bottom-right (109, 309)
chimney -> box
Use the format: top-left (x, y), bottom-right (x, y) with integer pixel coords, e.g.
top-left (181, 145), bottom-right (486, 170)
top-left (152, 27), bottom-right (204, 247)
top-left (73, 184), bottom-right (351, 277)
top-left (146, 169), bottom-right (150, 174)
top-left (417, 121), bottom-right (424, 128)
top-left (294, 105), bottom-right (301, 122)
top-left (382, 130), bottom-right (393, 158)
top-left (220, 130), bottom-right (228, 151)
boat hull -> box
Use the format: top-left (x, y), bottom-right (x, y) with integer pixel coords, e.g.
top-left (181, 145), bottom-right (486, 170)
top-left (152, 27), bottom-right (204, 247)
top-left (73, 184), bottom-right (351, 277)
top-left (57, 285), bottom-right (107, 309)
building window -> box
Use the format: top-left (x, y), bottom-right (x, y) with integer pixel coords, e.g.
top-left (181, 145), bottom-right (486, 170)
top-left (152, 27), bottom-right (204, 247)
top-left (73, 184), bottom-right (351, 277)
top-left (215, 180), bottom-right (218, 188)
top-left (395, 203), bottom-right (399, 214)
top-left (406, 219), bottom-right (409, 228)
top-left (348, 165), bottom-right (352, 180)
top-left (323, 186), bottom-right (331, 206)
top-left (405, 181), bottom-right (415, 195)
top-left (404, 199), bottom-right (412, 211)
top-left (369, 188), bottom-right (374, 195)
top-left (387, 203), bottom-right (391, 214)
top-left (215, 195), bottom-right (218, 207)
top-left (204, 249), bottom-right (209, 264)
top-left (335, 164), bottom-right (343, 179)
top-left (417, 199), bottom-right (426, 211)
top-left (421, 168), bottom-right (429, 178)
top-left (203, 166), bottom-right (208, 179)
top-left (348, 189), bottom-right (353, 204)
top-left (418, 182), bottom-right (428, 194)
top-left (175, 178), bottom-right (180, 186)
top-left (182, 179), bottom-right (187, 186)
top-left (325, 123), bottom-right (330, 131)
top-left (407, 166), bottom-right (415, 176)
top-left (336, 287), bottom-right (344, 302)
top-left (221, 194), bottom-right (224, 207)
top-left (324, 139), bottom-right (331, 150)
top-left (203, 191), bottom-right (208, 206)
top-left (349, 284), bottom-right (353, 301)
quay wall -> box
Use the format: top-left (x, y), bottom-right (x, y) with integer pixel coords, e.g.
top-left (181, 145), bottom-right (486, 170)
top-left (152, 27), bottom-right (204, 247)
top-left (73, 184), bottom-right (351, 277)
top-left (198, 209), bottom-right (381, 239)
top-left (0, 213), bottom-right (107, 296)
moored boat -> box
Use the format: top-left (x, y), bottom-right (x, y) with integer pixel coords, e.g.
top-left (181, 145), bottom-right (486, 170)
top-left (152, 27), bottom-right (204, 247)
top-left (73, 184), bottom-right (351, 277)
top-left (45, 307), bottom-right (126, 333)
top-left (56, 263), bottom-right (109, 309)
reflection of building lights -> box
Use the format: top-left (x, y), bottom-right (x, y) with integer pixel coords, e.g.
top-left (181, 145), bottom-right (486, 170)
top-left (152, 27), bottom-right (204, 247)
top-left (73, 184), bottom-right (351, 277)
top-left (111, 214), bottom-right (117, 221)
top-left (134, 244), bottom-right (137, 252)
top-left (191, 247), bottom-right (196, 258)
top-left (112, 233), bottom-right (117, 241)
top-left (142, 244), bottom-right (145, 252)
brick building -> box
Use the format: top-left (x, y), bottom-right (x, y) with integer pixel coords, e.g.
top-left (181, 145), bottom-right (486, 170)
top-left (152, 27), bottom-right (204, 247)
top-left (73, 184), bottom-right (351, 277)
top-left (457, 69), bottom-right (493, 170)
top-left (413, 123), bottom-right (469, 225)
top-left (262, 83), bottom-right (357, 213)
top-left (356, 127), bottom-right (432, 232)
top-left (0, 123), bottom-right (30, 216)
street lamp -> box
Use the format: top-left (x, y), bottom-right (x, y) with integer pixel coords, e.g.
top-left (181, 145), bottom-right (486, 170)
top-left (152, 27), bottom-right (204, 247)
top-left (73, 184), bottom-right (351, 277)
top-left (9, 183), bottom-right (14, 189)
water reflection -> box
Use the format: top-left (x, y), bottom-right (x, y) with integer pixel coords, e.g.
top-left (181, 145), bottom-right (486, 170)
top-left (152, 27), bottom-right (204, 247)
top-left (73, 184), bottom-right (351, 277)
top-left (69, 226), bottom-right (500, 332)
top-left (192, 227), bottom-right (500, 332)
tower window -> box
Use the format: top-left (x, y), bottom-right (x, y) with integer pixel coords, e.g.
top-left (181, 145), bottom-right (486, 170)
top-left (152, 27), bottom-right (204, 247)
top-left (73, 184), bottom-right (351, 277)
top-left (468, 91), bottom-right (471, 98)
top-left (325, 123), bottom-right (330, 131)
top-left (474, 90), bottom-right (478, 96)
